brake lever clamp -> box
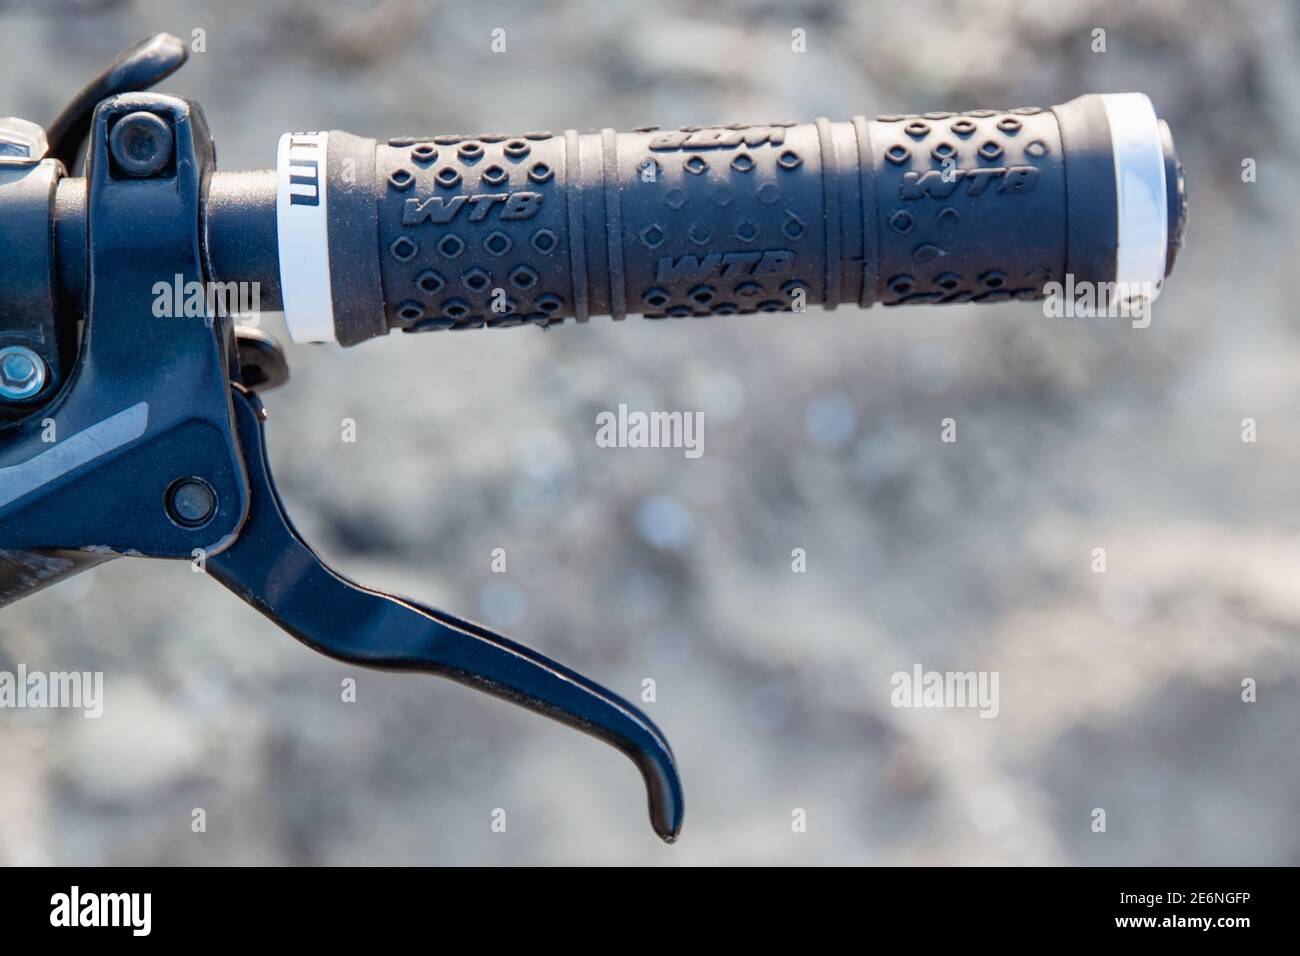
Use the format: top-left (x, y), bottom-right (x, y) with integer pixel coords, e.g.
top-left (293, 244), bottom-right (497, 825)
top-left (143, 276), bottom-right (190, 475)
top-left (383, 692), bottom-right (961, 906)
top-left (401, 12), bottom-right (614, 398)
top-left (0, 41), bottom-right (683, 842)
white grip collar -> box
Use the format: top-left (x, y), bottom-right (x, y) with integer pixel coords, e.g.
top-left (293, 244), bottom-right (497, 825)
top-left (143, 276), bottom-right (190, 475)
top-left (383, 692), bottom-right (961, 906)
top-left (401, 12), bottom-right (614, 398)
top-left (1099, 93), bottom-right (1168, 302)
top-left (275, 131), bottom-right (336, 343)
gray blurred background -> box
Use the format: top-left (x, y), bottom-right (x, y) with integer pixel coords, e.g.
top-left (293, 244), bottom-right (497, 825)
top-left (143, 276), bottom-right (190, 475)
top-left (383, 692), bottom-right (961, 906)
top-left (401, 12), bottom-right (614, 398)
top-left (1, 0), bottom-right (1298, 865)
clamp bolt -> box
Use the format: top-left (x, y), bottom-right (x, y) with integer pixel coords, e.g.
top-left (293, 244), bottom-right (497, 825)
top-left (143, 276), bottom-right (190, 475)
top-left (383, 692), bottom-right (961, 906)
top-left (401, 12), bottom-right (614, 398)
top-left (0, 346), bottom-right (47, 401)
top-left (109, 111), bottom-right (173, 177)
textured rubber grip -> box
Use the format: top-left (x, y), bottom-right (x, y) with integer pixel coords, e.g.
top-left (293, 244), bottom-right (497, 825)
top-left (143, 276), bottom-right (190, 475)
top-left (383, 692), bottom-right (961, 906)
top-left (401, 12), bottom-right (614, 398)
top-left (374, 113), bottom-right (1059, 332)
top-left (281, 94), bottom-right (1183, 343)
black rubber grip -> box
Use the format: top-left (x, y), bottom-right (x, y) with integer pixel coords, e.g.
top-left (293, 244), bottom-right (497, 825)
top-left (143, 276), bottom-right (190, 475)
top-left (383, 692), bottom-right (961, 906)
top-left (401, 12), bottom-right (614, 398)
top-left (214, 94), bottom-right (1183, 344)
top-left (369, 109), bottom-right (1071, 335)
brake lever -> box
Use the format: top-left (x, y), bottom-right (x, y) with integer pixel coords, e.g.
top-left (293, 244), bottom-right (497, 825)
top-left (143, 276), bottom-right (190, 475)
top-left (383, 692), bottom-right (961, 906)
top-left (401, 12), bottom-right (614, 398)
top-left (208, 385), bottom-right (684, 843)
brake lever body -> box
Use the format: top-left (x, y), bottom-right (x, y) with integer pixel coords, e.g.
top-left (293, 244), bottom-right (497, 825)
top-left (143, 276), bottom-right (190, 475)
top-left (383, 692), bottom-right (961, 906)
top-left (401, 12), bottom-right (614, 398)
top-left (210, 386), bottom-right (683, 841)
top-left (0, 71), bottom-right (683, 842)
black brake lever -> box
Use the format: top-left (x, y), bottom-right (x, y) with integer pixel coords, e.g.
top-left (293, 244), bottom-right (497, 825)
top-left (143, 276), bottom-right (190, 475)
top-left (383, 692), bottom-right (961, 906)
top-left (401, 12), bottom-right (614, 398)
top-left (208, 386), bottom-right (684, 843)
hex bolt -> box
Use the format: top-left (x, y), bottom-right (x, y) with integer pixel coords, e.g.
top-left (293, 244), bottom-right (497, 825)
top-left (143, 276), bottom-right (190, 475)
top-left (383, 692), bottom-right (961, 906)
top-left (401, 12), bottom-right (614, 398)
top-left (109, 111), bottom-right (173, 177)
top-left (166, 477), bottom-right (217, 528)
top-left (0, 346), bottom-right (47, 401)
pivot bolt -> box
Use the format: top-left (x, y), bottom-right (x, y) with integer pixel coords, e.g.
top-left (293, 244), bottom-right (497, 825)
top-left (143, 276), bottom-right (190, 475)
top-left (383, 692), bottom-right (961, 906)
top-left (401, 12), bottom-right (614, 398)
top-left (109, 111), bottom-right (173, 177)
top-left (0, 346), bottom-right (47, 401)
top-left (165, 477), bottom-right (217, 528)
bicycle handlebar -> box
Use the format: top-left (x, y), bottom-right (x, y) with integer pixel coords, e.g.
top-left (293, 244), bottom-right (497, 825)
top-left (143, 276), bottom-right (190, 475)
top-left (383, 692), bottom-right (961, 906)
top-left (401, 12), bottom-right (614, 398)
top-left (0, 33), bottom-right (1193, 847)
top-left (179, 92), bottom-right (1184, 345)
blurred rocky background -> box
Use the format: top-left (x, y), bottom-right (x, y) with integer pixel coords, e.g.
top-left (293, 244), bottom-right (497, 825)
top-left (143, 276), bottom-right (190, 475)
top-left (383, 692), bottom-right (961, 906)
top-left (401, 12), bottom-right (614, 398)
top-left (1, 0), bottom-right (1298, 865)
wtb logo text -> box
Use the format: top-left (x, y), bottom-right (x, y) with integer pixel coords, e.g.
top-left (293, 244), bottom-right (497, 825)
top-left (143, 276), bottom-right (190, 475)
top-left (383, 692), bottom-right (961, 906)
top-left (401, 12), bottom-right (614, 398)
top-left (655, 249), bottom-right (793, 283)
top-left (648, 125), bottom-right (790, 151)
top-left (899, 165), bottom-right (1039, 200)
top-left (402, 191), bottom-right (542, 225)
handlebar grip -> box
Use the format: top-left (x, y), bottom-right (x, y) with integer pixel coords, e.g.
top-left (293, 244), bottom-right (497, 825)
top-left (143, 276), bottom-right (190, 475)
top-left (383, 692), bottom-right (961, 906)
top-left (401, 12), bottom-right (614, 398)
top-left (261, 93), bottom-right (1184, 345)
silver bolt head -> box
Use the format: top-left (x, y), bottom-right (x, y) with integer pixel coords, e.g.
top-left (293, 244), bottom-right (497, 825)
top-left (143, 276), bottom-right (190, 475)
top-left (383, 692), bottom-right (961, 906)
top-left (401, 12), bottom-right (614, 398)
top-left (0, 346), bottom-right (47, 400)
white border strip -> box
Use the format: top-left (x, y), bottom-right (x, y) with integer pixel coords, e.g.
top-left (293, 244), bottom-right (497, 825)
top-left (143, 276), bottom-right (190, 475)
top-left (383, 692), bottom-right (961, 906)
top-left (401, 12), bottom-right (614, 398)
top-left (1100, 93), bottom-right (1167, 301)
top-left (276, 132), bottom-right (336, 343)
